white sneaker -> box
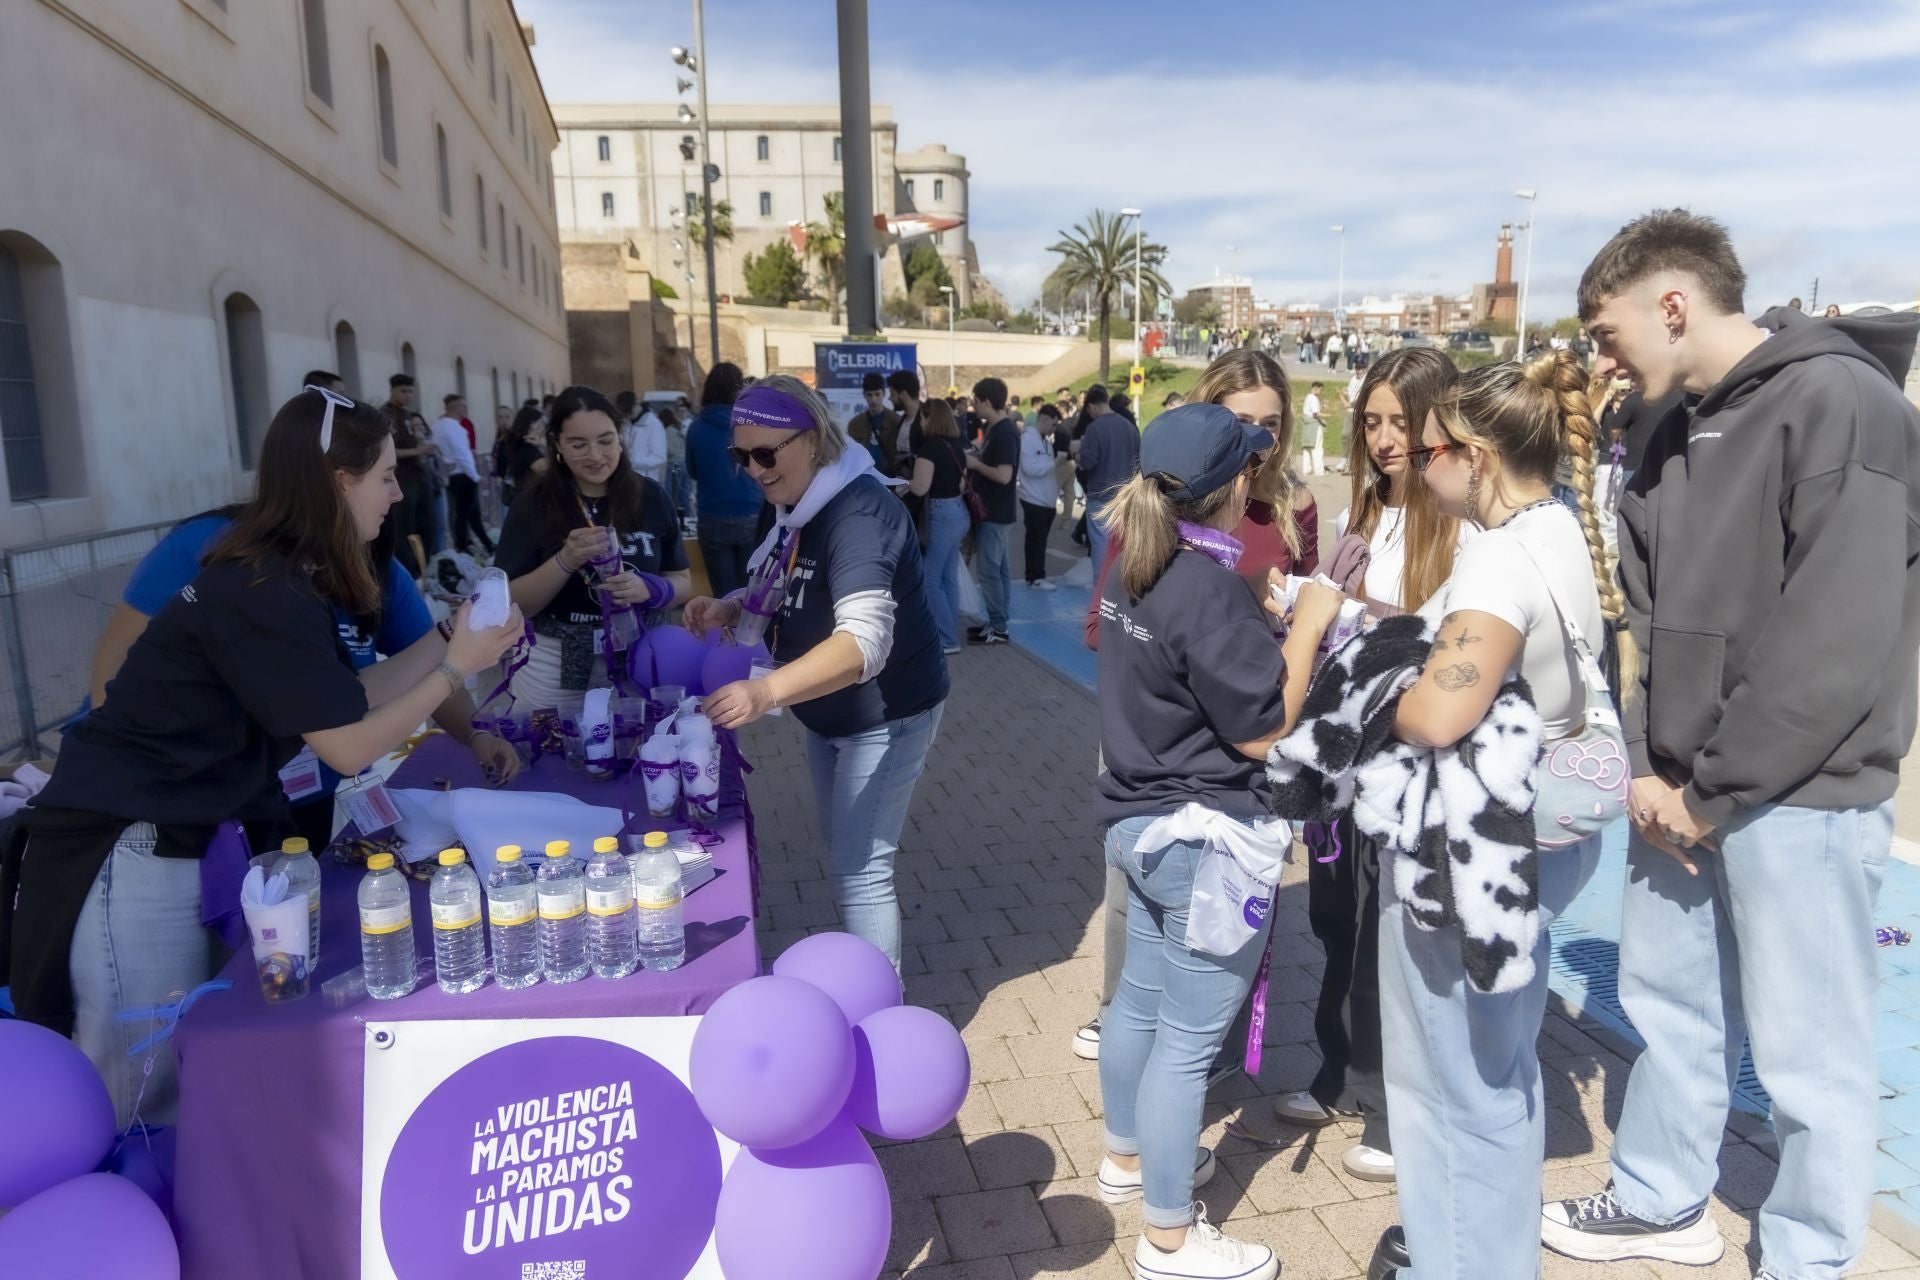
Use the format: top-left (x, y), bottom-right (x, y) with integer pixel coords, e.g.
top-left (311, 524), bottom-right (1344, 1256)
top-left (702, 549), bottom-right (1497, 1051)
top-left (1098, 1146), bottom-right (1217, 1204)
top-left (1341, 1143), bottom-right (1395, 1183)
top-left (1071, 1018), bottom-right (1101, 1061)
top-left (1030, 578), bottom-right (1058, 591)
top-left (1133, 1205), bottom-right (1278, 1280)
top-left (1540, 1185), bottom-right (1725, 1265)
top-left (1273, 1090), bottom-right (1354, 1128)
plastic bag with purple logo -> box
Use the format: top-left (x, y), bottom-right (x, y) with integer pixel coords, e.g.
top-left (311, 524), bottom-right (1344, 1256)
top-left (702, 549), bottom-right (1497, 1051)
top-left (1132, 804), bottom-right (1293, 957)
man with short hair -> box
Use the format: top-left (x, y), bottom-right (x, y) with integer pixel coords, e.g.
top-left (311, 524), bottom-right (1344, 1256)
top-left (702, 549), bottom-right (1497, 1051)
top-left (432, 394), bottom-right (493, 556)
top-left (1540, 210), bottom-right (1920, 1278)
top-left (886, 369), bottom-right (925, 477)
top-left (1301, 382), bottom-right (1327, 476)
top-left (383, 373), bottom-right (436, 559)
top-left (965, 377), bottom-right (1020, 644)
top-left (301, 369), bottom-right (346, 394)
top-left (1073, 385), bottom-right (1137, 574)
top-left (848, 372), bottom-right (900, 470)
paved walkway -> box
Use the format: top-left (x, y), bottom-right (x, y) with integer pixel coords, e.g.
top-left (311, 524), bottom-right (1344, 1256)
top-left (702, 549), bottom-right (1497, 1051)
top-left (735, 590), bottom-right (1920, 1279)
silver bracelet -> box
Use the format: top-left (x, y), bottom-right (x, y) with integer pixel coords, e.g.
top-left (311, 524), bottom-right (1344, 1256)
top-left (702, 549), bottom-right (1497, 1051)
top-left (436, 661), bottom-right (464, 695)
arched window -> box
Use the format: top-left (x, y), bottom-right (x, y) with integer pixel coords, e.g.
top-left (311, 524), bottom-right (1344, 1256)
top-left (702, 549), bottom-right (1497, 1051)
top-left (454, 356), bottom-right (467, 400)
top-left (510, 370), bottom-right (519, 404)
top-left (435, 123), bottom-right (452, 216)
top-left (333, 319), bottom-right (360, 397)
top-left (497, 202), bottom-right (507, 274)
top-left (374, 46), bottom-right (398, 167)
top-left (490, 366), bottom-right (500, 415)
top-left (299, 0), bottom-right (332, 106)
top-left (400, 341), bottom-right (417, 382)
top-left (475, 174), bottom-right (488, 251)
top-left (223, 293), bottom-right (269, 468)
top-left (0, 235), bottom-right (78, 501)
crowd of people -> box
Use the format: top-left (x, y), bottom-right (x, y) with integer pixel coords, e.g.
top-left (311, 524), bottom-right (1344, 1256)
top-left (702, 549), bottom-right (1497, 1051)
top-left (3, 206), bottom-right (1917, 1280)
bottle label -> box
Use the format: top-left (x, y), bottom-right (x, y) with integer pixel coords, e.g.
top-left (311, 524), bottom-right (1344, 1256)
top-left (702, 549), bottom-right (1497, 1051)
top-left (431, 900), bottom-right (481, 930)
top-left (538, 889), bottom-right (586, 921)
top-left (489, 900), bottom-right (536, 927)
top-left (360, 903), bottom-right (413, 936)
top-left (636, 888), bottom-right (683, 910)
top-left (586, 885), bottom-right (634, 916)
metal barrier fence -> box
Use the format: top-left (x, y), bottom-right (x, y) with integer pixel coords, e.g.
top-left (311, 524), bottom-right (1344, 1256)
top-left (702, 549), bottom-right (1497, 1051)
top-left (0, 521), bottom-right (175, 761)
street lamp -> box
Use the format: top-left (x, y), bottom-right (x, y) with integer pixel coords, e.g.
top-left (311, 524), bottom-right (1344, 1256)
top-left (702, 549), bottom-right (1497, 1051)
top-left (1120, 207), bottom-right (1143, 364)
top-left (1330, 224), bottom-right (1345, 316)
top-left (938, 284), bottom-right (956, 394)
top-left (1514, 189), bottom-right (1537, 351)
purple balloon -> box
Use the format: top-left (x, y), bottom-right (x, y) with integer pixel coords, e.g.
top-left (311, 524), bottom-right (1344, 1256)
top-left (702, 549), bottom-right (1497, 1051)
top-left (714, 1119), bottom-right (890, 1280)
top-left (106, 1126), bottom-right (178, 1226)
top-left (698, 638), bottom-right (771, 699)
top-left (628, 623), bottom-right (707, 691)
top-left (0, 1019), bottom-right (116, 1207)
top-left (0, 1173), bottom-right (180, 1279)
top-left (846, 1005), bottom-right (972, 1141)
top-left (688, 975), bottom-right (855, 1150)
top-left (772, 931), bottom-right (902, 1027)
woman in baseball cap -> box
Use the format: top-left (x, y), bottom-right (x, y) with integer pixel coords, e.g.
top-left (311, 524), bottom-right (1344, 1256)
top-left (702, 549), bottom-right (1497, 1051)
top-left (1091, 402), bottom-right (1344, 1280)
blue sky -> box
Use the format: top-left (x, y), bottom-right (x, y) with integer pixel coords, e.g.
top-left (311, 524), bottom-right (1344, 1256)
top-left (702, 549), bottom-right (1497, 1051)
top-left (520, 0), bottom-right (1920, 320)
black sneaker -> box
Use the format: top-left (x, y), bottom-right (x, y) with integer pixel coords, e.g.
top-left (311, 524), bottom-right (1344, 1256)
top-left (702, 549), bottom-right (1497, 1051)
top-left (980, 629), bottom-right (1010, 645)
top-left (1540, 1185), bottom-right (1724, 1265)
top-left (1367, 1226), bottom-right (1409, 1280)
top-left (966, 625), bottom-right (993, 643)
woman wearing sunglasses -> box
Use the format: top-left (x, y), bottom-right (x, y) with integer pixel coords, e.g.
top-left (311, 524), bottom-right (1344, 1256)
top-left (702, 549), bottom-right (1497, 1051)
top-left (10, 389), bottom-right (525, 1126)
top-left (1366, 349), bottom-right (1630, 1280)
top-left (495, 385), bottom-right (691, 709)
top-left (684, 377), bottom-right (948, 972)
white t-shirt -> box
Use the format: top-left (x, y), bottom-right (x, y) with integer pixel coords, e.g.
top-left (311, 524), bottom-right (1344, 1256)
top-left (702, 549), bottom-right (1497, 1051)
top-left (1337, 503), bottom-right (1476, 612)
top-left (430, 416), bottom-right (479, 482)
top-left (1416, 502), bottom-right (1604, 738)
top-left (622, 411), bottom-right (668, 484)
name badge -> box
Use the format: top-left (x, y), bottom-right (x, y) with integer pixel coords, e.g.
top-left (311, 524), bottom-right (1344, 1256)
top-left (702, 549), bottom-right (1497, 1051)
top-left (279, 747), bottom-right (325, 803)
top-left (750, 660), bottom-right (784, 716)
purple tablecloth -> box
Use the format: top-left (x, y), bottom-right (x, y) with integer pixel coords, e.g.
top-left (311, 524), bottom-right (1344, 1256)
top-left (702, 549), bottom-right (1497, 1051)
top-left (170, 735), bottom-right (761, 1280)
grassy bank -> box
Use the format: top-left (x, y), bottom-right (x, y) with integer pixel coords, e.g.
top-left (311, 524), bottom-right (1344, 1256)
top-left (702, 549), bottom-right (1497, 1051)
top-left (1064, 361), bottom-right (1353, 450)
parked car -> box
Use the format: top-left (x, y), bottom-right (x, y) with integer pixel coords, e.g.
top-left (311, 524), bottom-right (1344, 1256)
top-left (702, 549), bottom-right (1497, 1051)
top-left (1393, 330), bottom-right (1434, 348)
top-left (1448, 330), bottom-right (1494, 352)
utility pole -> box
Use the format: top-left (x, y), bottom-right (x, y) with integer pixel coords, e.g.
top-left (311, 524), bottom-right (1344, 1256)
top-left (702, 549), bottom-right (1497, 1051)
top-left (836, 0), bottom-right (877, 335)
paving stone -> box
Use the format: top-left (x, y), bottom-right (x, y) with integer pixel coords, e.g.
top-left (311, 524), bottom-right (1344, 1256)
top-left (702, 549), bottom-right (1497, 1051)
top-left (906, 968), bottom-right (981, 1008)
top-left (900, 1258), bottom-right (1017, 1280)
top-left (1035, 1175), bottom-right (1137, 1246)
top-left (947, 909), bottom-right (1017, 941)
top-left (965, 1036), bottom-right (1023, 1085)
top-left (949, 998), bottom-right (1040, 1042)
top-left (1006, 1242), bottom-right (1130, 1280)
top-left (879, 1137), bottom-right (983, 1201)
top-left (967, 1127), bottom-right (1071, 1191)
top-left (989, 931), bottom-right (1071, 967)
top-left (1042, 956), bottom-right (1105, 996)
top-left (1233, 1208), bottom-right (1363, 1280)
top-left (935, 1187), bottom-right (1058, 1260)
top-left (1005, 1031), bottom-right (1089, 1079)
top-left (1220, 1148), bottom-right (1353, 1214)
top-left (990, 1076), bottom-right (1092, 1129)
top-left (888, 1197), bottom-right (951, 1271)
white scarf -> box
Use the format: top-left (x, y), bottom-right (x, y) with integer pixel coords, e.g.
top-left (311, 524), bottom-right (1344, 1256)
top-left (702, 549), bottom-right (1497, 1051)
top-left (744, 445), bottom-right (903, 572)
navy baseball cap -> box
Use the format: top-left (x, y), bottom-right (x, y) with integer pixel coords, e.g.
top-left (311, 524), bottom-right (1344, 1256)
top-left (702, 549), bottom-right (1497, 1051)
top-left (1139, 403), bottom-right (1274, 502)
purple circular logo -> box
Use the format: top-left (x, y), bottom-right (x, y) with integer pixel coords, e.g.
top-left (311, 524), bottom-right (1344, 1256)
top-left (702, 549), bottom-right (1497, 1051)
top-left (1242, 892), bottom-right (1271, 929)
top-left (380, 1035), bottom-right (722, 1280)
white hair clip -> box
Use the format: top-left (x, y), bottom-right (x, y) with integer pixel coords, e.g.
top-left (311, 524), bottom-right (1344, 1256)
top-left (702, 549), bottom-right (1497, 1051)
top-left (305, 384), bottom-right (354, 454)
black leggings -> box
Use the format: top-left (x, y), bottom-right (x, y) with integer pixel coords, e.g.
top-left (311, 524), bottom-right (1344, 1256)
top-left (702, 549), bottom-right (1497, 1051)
top-left (1021, 500), bottom-right (1055, 583)
top-left (1305, 812), bottom-right (1390, 1151)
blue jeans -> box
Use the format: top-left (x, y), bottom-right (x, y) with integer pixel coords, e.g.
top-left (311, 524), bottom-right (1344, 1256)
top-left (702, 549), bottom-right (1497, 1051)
top-left (668, 461), bottom-right (691, 515)
top-left (803, 703), bottom-right (945, 972)
top-left (68, 824), bottom-right (217, 1128)
top-left (1099, 814), bottom-right (1274, 1230)
top-left (698, 514), bottom-right (762, 600)
top-left (1087, 498), bottom-right (1113, 580)
top-left (974, 519), bottom-right (1012, 631)
top-left (1380, 834), bottom-right (1603, 1280)
top-left (1610, 802), bottom-right (1891, 1279)
top-left (924, 497), bottom-right (969, 651)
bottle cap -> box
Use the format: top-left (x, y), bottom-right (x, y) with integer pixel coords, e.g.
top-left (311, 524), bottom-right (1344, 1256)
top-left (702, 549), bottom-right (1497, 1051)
top-left (438, 848), bottom-right (466, 866)
top-left (593, 836), bottom-right (619, 854)
top-left (281, 836), bottom-right (311, 855)
top-left (644, 831), bottom-right (669, 848)
top-left (497, 845), bottom-right (523, 862)
top-left (545, 840), bottom-right (571, 857)
top-left (367, 853), bottom-right (395, 870)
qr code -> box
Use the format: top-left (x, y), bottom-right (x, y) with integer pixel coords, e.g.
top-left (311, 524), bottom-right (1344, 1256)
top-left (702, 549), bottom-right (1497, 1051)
top-left (521, 1264), bottom-right (586, 1280)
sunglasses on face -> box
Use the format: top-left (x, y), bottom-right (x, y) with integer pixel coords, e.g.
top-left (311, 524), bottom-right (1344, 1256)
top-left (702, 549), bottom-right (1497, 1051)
top-left (727, 429), bottom-right (813, 470)
top-left (1405, 442), bottom-right (1459, 473)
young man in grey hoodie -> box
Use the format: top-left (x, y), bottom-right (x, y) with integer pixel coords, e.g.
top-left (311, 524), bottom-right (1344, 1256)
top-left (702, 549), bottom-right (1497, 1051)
top-left (1542, 209), bottom-right (1920, 1276)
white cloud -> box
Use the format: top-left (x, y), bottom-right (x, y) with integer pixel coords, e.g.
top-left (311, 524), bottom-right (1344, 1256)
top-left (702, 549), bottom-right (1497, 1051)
top-left (520, 0), bottom-right (1920, 319)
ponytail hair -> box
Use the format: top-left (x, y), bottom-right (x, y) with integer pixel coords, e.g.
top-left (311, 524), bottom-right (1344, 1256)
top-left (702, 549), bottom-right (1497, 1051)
top-left (1099, 471), bottom-right (1237, 600)
top-left (1444, 350), bottom-right (1638, 694)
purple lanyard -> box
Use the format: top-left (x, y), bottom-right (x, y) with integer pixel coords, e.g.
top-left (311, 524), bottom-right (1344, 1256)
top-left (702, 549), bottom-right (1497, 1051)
top-left (1176, 521), bottom-right (1245, 571)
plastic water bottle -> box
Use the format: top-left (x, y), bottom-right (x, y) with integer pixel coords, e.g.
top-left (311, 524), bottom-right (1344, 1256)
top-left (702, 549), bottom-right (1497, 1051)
top-left (585, 835), bottom-right (638, 979)
top-left (277, 836), bottom-right (322, 964)
top-left (631, 831), bottom-right (686, 972)
top-left (358, 853), bottom-right (416, 1000)
top-left (486, 845), bottom-right (541, 991)
top-left (430, 848), bottom-right (487, 994)
top-left (537, 840), bottom-right (589, 983)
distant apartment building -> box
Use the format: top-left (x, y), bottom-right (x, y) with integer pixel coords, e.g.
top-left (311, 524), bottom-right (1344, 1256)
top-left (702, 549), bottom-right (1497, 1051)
top-left (1181, 274), bottom-right (1257, 331)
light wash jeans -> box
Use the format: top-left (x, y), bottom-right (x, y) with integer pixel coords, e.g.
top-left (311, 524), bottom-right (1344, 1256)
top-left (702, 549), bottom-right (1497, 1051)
top-left (1087, 498), bottom-right (1113, 581)
top-left (1380, 834), bottom-right (1603, 1280)
top-left (803, 703), bottom-right (945, 973)
top-left (925, 496), bottom-right (969, 651)
top-left (974, 519), bottom-right (1013, 632)
top-left (1609, 801), bottom-right (1892, 1280)
top-left (1100, 814), bottom-right (1274, 1229)
top-left (69, 823), bottom-right (217, 1129)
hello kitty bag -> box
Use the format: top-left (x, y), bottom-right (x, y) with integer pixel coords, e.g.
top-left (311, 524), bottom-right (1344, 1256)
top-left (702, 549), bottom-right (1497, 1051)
top-left (1513, 540), bottom-right (1630, 848)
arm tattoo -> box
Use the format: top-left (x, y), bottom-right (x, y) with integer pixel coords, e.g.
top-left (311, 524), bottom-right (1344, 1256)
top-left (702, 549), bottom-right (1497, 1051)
top-left (1434, 615), bottom-right (1482, 653)
top-left (1432, 662), bottom-right (1481, 691)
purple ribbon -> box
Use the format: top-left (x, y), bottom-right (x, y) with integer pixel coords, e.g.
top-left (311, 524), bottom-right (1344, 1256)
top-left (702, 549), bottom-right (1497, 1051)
top-left (1303, 820), bottom-right (1343, 864)
top-left (1177, 521), bottom-right (1245, 571)
top-left (1244, 915), bottom-right (1276, 1075)
top-left (198, 819), bottom-right (251, 950)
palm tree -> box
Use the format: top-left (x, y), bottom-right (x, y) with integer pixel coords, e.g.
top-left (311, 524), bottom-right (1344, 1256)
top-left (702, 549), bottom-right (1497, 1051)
top-left (687, 198), bottom-right (735, 247)
top-left (1048, 209), bottom-right (1171, 384)
top-left (804, 192), bottom-right (848, 325)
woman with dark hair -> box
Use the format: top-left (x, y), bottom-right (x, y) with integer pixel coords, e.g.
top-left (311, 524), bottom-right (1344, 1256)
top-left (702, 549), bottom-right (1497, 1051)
top-left (684, 362), bottom-right (766, 597)
top-left (496, 385), bottom-right (690, 708)
top-left (10, 388), bottom-right (524, 1125)
top-left (495, 404), bottom-right (548, 511)
top-left (906, 398), bottom-right (970, 654)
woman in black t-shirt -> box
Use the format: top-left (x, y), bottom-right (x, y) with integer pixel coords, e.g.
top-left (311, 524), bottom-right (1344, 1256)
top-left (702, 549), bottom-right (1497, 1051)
top-left (495, 404), bottom-right (548, 510)
top-left (1091, 403), bottom-right (1342, 1279)
top-left (683, 377), bottom-right (947, 974)
top-left (495, 386), bottom-right (690, 708)
top-left (908, 399), bottom-right (971, 654)
top-left (11, 390), bottom-right (524, 1126)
